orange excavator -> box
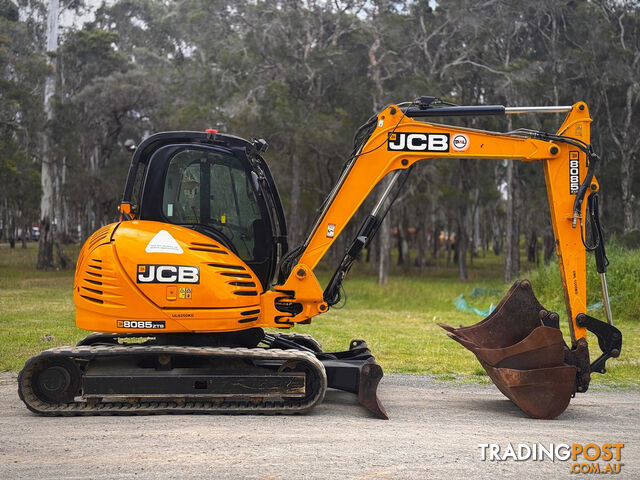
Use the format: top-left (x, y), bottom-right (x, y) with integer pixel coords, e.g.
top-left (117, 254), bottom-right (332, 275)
top-left (19, 97), bottom-right (622, 419)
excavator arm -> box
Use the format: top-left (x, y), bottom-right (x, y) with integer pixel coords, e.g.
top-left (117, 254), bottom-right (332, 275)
top-left (261, 98), bottom-right (622, 418)
top-left (267, 100), bottom-right (591, 337)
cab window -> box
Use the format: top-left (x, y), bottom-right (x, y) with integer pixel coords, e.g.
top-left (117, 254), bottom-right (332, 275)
top-left (162, 148), bottom-right (263, 261)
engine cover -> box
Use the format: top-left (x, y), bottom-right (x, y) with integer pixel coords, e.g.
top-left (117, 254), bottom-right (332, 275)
top-left (74, 220), bottom-right (264, 333)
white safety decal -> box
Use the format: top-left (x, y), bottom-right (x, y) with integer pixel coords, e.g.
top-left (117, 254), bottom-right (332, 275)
top-left (145, 230), bottom-right (184, 254)
top-left (327, 223), bottom-right (336, 238)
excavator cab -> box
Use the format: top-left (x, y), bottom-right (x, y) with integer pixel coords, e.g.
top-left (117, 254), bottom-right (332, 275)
top-left (120, 132), bottom-right (288, 290)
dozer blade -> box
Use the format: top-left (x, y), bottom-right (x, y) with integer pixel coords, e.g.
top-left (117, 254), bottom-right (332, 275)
top-left (358, 362), bottom-right (388, 420)
top-left (439, 280), bottom-right (578, 419)
top-left (319, 340), bottom-right (388, 419)
top-left (273, 334), bottom-right (388, 419)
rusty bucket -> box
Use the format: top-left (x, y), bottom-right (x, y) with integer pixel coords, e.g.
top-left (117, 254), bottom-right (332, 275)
top-left (439, 280), bottom-right (577, 419)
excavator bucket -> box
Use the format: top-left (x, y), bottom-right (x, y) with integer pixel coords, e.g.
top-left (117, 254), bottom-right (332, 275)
top-left (439, 280), bottom-right (578, 419)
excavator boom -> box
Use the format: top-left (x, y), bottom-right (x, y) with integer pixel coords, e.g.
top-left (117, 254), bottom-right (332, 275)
top-left (274, 101), bottom-right (592, 338)
top-left (266, 98), bottom-right (621, 418)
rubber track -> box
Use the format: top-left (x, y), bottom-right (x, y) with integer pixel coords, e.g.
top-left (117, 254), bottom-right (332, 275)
top-left (18, 345), bottom-right (327, 416)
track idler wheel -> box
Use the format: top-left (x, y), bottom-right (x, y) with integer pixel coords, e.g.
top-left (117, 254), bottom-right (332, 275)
top-left (30, 357), bottom-right (81, 404)
top-left (439, 279), bottom-right (579, 419)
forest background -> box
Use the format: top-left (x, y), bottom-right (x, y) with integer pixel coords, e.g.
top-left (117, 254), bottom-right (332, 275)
top-left (2, 0), bottom-right (640, 284)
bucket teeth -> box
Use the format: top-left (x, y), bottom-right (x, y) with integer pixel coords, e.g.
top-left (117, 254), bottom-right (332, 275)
top-left (440, 279), bottom-right (578, 419)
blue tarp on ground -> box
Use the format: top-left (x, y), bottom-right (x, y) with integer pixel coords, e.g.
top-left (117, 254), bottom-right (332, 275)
top-left (455, 288), bottom-right (606, 317)
top-left (453, 294), bottom-right (495, 317)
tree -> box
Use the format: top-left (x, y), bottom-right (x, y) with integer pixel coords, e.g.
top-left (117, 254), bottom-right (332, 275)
top-left (3, 0), bottom-right (639, 284)
top-left (596, 1), bottom-right (640, 233)
top-left (0, 0), bottom-right (46, 247)
top-left (36, 0), bottom-right (60, 269)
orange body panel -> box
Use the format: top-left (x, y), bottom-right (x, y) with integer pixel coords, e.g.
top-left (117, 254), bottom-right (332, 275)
top-left (75, 221), bottom-right (266, 333)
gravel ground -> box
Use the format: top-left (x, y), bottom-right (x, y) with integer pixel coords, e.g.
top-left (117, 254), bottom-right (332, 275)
top-left (0, 371), bottom-right (637, 479)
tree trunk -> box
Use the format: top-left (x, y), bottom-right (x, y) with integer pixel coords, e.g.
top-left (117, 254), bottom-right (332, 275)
top-left (37, 0), bottom-right (59, 270)
top-left (396, 212), bottom-right (410, 267)
top-left (60, 156), bottom-right (70, 241)
top-left (473, 196), bottom-right (481, 256)
top-left (417, 223), bottom-right (426, 270)
top-left (617, 86), bottom-right (637, 233)
top-left (1, 204), bottom-right (6, 242)
top-left (376, 176), bottom-right (393, 285)
top-left (377, 213), bottom-right (391, 285)
top-left (56, 243), bottom-right (71, 270)
top-left (287, 152), bottom-right (302, 247)
top-left (368, 241), bottom-right (377, 273)
top-left (621, 154), bottom-right (635, 233)
top-left (527, 230), bottom-right (538, 264)
top-left (504, 160), bottom-right (520, 283)
top-left (543, 231), bottom-right (555, 265)
top-left (396, 223), bottom-right (404, 266)
top-left (8, 214), bottom-right (15, 248)
top-left (430, 206), bottom-right (438, 260)
top-left (401, 213), bottom-right (411, 267)
top-left (457, 224), bottom-right (468, 280)
top-left (446, 223), bottom-right (453, 267)
top-left (456, 159), bottom-right (470, 280)
top-left (492, 164), bottom-right (503, 256)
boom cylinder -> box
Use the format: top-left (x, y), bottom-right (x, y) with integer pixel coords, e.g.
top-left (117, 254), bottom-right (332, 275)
top-left (402, 105), bottom-right (573, 118)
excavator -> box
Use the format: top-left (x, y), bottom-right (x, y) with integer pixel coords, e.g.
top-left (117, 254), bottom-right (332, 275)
top-left (18, 97), bottom-right (622, 420)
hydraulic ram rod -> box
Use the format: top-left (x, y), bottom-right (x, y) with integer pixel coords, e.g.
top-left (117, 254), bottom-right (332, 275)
top-left (505, 106), bottom-right (573, 114)
top-left (600, 273), bottom-right (614, 326)
top-left (403, 105), bottom-right (573, 118)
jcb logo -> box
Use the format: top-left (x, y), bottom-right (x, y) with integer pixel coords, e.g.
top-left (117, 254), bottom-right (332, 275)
top-left (137, 265), bottom-right (200, 284)
top-left (388, 132), bottom-right (450, 152)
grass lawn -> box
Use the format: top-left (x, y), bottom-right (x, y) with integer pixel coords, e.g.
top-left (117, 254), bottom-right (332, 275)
top-left (0, 242), bottom-right (638, 390)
